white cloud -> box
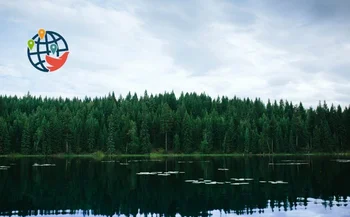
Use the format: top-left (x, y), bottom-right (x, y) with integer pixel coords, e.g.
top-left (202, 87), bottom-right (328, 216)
top-left (0, 0), bottom-right (349, 107)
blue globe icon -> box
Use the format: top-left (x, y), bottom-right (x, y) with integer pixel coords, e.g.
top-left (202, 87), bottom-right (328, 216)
top-left (27, 31), bottom-right (69, 72)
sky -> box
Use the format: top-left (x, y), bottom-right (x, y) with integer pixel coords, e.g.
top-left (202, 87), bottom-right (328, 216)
top-left (0, 0), bottom-right (350, 107)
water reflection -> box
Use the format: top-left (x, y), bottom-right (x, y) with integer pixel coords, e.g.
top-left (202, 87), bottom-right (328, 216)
top-left (0, 157), bottom-right (349, 217)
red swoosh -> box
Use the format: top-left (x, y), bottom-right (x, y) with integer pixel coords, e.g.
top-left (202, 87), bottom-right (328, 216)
top-left (45, 52), bottom-right (69, 72)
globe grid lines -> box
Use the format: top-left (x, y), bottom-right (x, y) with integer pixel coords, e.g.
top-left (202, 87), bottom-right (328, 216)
top-left (27, 31), bottom-right (69, 72)
top-left (36, 34), bottom-right (46, 72)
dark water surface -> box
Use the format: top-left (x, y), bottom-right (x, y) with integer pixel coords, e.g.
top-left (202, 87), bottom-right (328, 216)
top-left (0, 157), bottom-right (349, 217)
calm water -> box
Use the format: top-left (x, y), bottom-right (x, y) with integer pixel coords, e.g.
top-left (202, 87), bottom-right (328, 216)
top-left (0, 157), bottom-right (349, 217)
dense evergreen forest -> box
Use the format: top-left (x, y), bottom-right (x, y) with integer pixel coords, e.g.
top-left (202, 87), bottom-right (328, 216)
top-left (0, 91), bottom-right (349, 155)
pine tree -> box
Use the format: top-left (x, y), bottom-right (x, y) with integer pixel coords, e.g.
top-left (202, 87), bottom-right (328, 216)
top-left (0, 118), bottom-right (10, 154)
top-left (222, 132), bottom-right (229, 153)
top-left (160, 103), bottom-right (173, 153)
top-left (128, 120), bottom-right (139, 154)
top-left (62, 107), bottom-right (73, 153)
top-left (275, 124), bottom-right (283, 153)
top-left (201, 130), bottom-right (209, 153)
top-left (21, 121), bottom-right (30, 154)
top-left (173, 133), bottom-right (181, 153)
top-left (250, 124), bottom-right (259, 154)
top-left (203, 115), bottom-right (213, 153)
top-left (313, 126), bottom-right (321, 151)
top-left (86, 115), bottom-right (99, 152)
top-left (344, 108), bottom-right (350, 150)
top-left (0, 92), bottom-right (348, 155)
top-left (182, 112), bottom-right (193, 153)
top-left (244, 127), bottom-right (250, 153)
top-left (106, 117), bottom-right (116, 154)
top-left (41, 117), bottom-right (51, 155)
top-left (260, 114), bottom-right (269, 153)
top-left (33, 127), bottom-right (42, 154)
top-left (140, 119), bottom-right (151, 154)
top-left (99, 124), bottom-right (108, 152)
top-left (269, 115), bottom-right (277, 153)
top-left (321, 120), bottom-right (334, 152)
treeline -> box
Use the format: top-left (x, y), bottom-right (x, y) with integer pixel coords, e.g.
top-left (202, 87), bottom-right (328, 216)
top-left (0, 91), bottom-right (349, 155)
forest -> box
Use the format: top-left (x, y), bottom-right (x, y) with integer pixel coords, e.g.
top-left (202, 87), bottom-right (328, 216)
top-left (0, 91), bottom-right (349, 155)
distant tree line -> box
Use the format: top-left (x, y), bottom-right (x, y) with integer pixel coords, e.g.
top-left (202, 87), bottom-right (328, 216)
top-left (0, 91), bottom-right (349, 154)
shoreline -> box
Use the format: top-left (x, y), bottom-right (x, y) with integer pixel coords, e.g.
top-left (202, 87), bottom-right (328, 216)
top-left (0, 152), bottom-right (349, 158)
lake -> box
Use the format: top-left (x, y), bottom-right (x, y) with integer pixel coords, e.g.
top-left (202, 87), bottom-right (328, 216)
top-left (0, 156), bottom-right (349, 217)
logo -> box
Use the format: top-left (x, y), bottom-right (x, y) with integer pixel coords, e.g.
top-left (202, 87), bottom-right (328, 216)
top-left (27, 29), bottom-right (69, 72)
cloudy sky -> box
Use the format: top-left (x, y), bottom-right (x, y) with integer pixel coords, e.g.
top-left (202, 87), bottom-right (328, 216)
top-left (0, 0), bottom-right (350, 107)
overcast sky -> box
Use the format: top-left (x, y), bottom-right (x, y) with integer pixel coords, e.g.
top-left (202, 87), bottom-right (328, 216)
top-left (0, 0), bottom-right (350, 107)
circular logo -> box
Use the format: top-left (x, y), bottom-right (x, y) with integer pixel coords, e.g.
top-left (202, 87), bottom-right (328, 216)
top-left (27, 29), bottom-right (69, 72)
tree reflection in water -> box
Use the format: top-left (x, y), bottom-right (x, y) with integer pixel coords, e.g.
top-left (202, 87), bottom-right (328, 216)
top-left (0, 157), bottom-right (349, 217)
